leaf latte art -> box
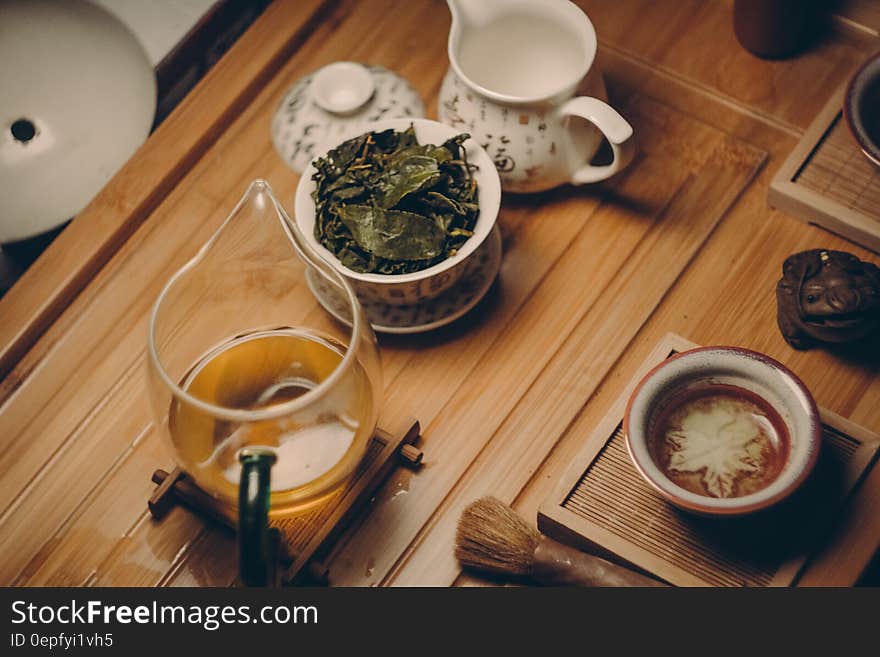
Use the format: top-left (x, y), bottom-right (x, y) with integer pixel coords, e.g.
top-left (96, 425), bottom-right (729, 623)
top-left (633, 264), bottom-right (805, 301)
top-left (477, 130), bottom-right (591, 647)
top-left (651, 385), bottom-right (790, 499)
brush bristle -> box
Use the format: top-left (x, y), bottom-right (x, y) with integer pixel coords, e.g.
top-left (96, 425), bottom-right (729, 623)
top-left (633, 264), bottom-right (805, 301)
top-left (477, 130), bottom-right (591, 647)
top-left (455, 496), bottom-right (540, 576)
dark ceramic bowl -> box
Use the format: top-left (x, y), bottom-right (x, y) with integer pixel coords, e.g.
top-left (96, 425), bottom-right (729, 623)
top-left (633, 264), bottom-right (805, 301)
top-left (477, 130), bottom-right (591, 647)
top-left (844, 51), bottom-right (880, 167)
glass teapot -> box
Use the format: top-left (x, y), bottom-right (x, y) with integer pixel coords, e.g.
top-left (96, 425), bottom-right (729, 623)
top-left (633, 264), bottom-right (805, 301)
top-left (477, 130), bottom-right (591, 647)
top-left (147, 180), bottom-right (382, 585)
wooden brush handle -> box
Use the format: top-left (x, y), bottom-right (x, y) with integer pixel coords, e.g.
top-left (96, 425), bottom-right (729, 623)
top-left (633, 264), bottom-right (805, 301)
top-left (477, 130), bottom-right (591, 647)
top-left (532, 537), bottom-right (666, 587)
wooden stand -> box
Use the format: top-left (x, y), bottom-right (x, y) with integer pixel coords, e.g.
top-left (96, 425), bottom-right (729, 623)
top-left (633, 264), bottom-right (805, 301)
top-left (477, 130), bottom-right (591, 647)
top-left (148, 417), bottom-right (422, 585)
top-left (769, 82), bottom-right (880, 253)
top-left (538, 335), bottom-right (880, 587)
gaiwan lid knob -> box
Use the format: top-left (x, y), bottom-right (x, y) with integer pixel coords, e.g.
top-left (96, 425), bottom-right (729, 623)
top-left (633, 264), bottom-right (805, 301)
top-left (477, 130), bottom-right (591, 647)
top-left (311, 62), bottom-right (376, 115)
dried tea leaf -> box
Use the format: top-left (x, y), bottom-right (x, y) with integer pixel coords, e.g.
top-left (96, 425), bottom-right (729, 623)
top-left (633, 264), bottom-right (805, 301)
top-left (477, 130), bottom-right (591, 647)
top-left (311, 123), bottom-right (479, 274)
top-left (337, 205), bottom-right (445, 261)
top-left (375, 155), bottom-right (442, 209)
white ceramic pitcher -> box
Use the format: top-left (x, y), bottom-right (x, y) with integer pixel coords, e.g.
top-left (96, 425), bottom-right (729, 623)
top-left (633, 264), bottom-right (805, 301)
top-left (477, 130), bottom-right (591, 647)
top-left (439, 0), bottom-right (634, 193)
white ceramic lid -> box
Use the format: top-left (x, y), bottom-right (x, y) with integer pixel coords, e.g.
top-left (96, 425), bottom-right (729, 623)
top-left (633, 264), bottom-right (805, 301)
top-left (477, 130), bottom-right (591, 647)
top-left (0, 0), bottom-right (157, 242)
top-left (271, 64), bottom-right (425, 174)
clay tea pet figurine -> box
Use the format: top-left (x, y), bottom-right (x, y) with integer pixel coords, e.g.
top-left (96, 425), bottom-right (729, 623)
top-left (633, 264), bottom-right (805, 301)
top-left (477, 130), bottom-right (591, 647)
top-left (776, 249), bottom-right (880, 349)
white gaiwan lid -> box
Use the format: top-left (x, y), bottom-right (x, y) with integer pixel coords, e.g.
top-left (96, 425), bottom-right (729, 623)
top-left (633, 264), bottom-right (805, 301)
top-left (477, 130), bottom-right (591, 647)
top-left (271, 63), bottom-right (425, 174)
top-left (0, 0), bottom-right (157, 243)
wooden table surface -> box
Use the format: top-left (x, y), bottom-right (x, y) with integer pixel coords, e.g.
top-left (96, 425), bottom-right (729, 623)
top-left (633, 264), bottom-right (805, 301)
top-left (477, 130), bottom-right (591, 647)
top-left (2, 0), bottom-right (879, 587)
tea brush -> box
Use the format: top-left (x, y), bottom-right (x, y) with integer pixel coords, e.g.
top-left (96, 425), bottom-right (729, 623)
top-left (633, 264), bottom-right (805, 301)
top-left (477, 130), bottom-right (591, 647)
top-left (455, 497), bottom-right (665, 587)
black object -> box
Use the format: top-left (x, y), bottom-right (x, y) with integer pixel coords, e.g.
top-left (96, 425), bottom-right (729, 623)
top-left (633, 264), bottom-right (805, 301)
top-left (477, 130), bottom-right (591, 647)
top-left (238, 449), bottom-right (278, 587)
top-left (733, 0), bottom-right (822, 60)
top-left (776, 249), bottom-right (880, 349)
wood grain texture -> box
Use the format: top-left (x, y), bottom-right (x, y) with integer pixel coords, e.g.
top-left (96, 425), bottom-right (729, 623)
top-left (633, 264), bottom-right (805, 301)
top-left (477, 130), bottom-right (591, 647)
top-left (1, 0), bottom-right (448, 588)
top-left (376, 109), bottom-right (764, 587)
top-left (1, 0), bottom-right (879, 588)
top-left (835, 0), bottom-right (880, 37)
top-left (580, 0), bottom-right (868, 132)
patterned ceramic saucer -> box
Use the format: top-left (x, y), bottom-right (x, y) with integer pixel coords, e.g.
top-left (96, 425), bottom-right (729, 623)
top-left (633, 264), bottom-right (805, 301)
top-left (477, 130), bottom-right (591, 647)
top-left (306, 227), bottom-right (502, 334)
top-left (271, 63), bottom-right (425, 174)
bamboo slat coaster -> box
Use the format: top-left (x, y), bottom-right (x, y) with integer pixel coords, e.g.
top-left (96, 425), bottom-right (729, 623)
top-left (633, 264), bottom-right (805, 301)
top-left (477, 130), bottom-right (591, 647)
top-left (769, 82), bottom-right (880, 253)
top-left (538, 335), bottom-right (880, 587)
top-left (148, 417), bottom-right (422, 584)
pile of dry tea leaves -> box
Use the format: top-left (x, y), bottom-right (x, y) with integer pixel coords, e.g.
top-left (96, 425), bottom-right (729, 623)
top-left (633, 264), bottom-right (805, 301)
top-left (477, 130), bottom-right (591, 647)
top-left (311, 124), bottom-right (479, 274)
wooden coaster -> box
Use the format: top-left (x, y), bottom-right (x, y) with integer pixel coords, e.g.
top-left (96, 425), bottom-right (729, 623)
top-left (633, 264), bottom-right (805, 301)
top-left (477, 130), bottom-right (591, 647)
top-left (148, 417), bottom-right (421, 584)
top-left (769, 82), bottom-right (880, 253)
top-left (538, 334), bottom-right (880, 587)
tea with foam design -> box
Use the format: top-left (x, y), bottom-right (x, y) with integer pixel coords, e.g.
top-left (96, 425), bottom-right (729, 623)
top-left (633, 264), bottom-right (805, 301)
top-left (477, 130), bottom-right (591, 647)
top-left (648, 384), bottom-right (790, 499)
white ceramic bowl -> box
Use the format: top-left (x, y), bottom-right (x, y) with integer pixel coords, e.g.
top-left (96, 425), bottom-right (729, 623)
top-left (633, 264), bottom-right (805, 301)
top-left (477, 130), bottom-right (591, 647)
top-left (624, 346), bottom-right (822, 517)
top-left (294, 118), bottom-right (501, 305)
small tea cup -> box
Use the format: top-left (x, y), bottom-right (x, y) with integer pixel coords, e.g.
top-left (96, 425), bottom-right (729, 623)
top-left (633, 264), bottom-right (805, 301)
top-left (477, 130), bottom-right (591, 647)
top-left (624, 346), bottom-right (821, 517)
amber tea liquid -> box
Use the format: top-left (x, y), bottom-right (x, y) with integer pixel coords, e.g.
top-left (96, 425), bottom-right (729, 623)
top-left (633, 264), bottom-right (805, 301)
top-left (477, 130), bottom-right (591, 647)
top-left (168, 328), bottom-right (374, 516)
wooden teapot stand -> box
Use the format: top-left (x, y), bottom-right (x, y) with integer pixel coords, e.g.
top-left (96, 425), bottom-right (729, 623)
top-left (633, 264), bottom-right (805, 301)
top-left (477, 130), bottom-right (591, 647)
top-left (147, 417), bottom-right (422, 585)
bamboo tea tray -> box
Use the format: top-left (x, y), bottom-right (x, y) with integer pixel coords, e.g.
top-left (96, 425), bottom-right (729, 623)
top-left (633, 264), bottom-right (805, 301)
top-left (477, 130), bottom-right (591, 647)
top-left (769, 83), bottom-right (880, 253)
top-left (538, 334), bottom-right (880, 587)
top-left (6, 0), bottom-right (880, 589)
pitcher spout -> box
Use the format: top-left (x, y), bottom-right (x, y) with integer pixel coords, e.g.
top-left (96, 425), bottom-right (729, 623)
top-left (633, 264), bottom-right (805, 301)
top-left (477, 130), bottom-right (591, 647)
top-left (446, 0), bottom-right (510, 49)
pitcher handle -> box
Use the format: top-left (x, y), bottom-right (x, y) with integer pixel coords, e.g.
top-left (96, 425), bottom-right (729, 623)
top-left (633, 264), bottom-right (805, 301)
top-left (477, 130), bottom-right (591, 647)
top-left (559, 96), bottom-right (634, 185)
top-left (239, 449), bottom-right (277, 586)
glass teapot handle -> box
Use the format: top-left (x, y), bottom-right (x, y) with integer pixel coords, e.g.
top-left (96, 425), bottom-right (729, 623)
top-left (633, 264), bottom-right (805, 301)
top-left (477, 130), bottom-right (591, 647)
top-left (238, 449), bottom-right (278, 586)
